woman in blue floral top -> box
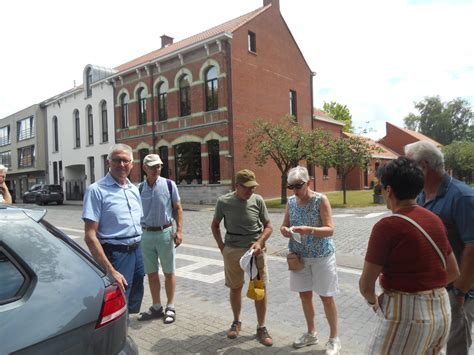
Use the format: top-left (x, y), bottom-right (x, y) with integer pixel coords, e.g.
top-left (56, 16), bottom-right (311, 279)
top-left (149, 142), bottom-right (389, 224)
top-left (280, 166), bottom-right (341, 354)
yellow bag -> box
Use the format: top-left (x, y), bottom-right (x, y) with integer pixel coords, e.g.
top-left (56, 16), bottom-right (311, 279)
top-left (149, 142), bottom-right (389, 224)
top-left (246, 255), bottom-right (265, 301)
top-left (247, 278), bottom-right (265, 301)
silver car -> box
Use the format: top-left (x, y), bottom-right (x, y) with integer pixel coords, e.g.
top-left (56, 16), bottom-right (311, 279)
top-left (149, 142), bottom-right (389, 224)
top-left (0, 206), bottom-right (138, 354)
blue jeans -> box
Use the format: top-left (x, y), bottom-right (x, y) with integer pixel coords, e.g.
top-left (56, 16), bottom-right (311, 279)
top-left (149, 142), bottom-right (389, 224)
top-left (105, 245), bottom-right (145, 314)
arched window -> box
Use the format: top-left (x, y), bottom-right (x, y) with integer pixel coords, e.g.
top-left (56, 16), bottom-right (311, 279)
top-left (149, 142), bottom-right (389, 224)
top-left (120, 93), bottom-right (129, 128)
top-left (179, 75), bottom-right (191, 117)
top-left (86, 68), bottom-right (92, 97)
top-left (74, 110), bottom-right (80, 148)
top-left (158, 82), bottom-right (168, 121)
top-left (137, 87), bottom-right (147, 125)
top-left (87, 106), bottom-right (93, 145)
top-left (101, 101), bottom-right (108, 143)
top-left (53, 116), bottom-right (59, 152)
top-left (159, 146), bottom-right (169, 178)
top-left (139, 148), bottom-right (149, 181)
top-left (205, 66), bottom-right (218, 111)
top-left (174, 142), bottom-right (202, 184)
top-left (207, 139), bottom-right (220, 183)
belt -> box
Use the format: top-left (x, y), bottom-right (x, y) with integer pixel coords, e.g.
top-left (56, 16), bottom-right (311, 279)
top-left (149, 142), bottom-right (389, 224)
top-left (102, 242), bottom-right (140, 252)
top-left (142, 223), bottom-right (173, 232)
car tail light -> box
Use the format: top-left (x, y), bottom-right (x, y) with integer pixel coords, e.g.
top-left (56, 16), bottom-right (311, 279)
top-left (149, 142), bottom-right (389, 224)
top-left (96, 283), bottom-right (127, 329)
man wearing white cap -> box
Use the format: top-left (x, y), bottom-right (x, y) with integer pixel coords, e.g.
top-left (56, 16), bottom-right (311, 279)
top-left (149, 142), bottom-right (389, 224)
top-left (137, 154), bottom-right (183, 325)
top-left (211, 169), bottom-right (273, 346)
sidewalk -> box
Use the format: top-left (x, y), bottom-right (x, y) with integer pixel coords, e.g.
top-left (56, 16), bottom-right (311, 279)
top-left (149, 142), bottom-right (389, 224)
top-left (128, 244), bottom-right (374, 354)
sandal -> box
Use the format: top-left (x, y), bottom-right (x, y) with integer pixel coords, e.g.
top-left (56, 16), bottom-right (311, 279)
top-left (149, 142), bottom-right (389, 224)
top-left (137, 306), bottom-right (164, 321)
top-left (164, 306), bottom-right (176, 324)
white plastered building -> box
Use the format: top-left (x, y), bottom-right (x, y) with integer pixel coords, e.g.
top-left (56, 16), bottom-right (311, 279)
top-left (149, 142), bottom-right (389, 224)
top-left (42, 65), bottom-right (116, 201)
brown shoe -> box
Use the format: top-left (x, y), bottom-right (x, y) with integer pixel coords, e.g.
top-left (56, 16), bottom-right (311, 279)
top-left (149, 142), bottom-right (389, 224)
top-left (227, 320), bottom-right (241, 339)
top-left (256, 326), bottom-right (273, 346)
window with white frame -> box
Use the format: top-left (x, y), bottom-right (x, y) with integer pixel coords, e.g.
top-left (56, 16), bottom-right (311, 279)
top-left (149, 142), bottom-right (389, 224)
top-left (86, 67), bottom-right (92, 97)
top-left (179, 75), bottom-right (191, 117)
top-left (0, 126), bottom-right (10, 146)
top-left (52, 116), bottom-right (59, 152)
top-left (158, 82), bottom-right (168, 121)
top-left (205, 66), bottom-right (218, 111)
top-left (87, 106), bottom-right (93, 145)
top-left (101, 101), bottom-right (108, 143)
top-left (17, 116), bottom-right (35, 141)
top-left (74, 110), bottom-right (80, 148)
top-left (120, 94), bottom-right (129, 128)
top-left (138, 88), bottom-right (147, 125)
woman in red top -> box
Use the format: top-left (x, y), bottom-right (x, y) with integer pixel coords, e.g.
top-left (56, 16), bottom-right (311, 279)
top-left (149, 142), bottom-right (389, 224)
top-left (359, 157), bottom-right (459, 354)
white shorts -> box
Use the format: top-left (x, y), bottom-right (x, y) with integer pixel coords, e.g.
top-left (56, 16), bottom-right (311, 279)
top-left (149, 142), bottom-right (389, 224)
top-left (289, 253), bottom-right (339, 297)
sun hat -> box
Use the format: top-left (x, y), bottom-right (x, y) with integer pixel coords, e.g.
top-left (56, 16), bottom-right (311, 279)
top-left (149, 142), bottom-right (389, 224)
top-left (235, 169), bottom-right (259, 187)
top-left (143, 154), bottom-right (163, 166)
top-left (239, 249), bottom-right (257, 278)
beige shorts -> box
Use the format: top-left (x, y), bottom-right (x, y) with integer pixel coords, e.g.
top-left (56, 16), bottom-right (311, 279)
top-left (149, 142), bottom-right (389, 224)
top-left (222, 246), bottom-right (268, 289)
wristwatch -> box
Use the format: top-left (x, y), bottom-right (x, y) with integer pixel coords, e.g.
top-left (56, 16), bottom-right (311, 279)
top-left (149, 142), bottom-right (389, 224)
top-left (451, 287), bottom-right (466, 298)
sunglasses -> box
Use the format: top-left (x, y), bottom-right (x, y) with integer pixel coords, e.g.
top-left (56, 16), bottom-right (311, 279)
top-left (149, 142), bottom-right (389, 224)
top-left (287, 182), bottom-right (306, 190)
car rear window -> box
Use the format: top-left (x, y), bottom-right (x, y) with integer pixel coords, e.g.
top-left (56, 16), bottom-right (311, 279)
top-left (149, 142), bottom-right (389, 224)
top-left (0, 249), bottom-right (29, 304)
top-left (47, 186), bottom-right (62, 192)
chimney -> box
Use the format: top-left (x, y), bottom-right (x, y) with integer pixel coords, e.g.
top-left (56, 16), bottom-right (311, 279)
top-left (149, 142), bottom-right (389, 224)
top-left (263, 0), bottom-right (279, 10)
top-left (160, 35), bottom-right (174, 48)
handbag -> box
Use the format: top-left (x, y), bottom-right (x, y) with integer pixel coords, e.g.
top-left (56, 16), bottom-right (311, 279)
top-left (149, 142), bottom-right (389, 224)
top-left (287, 252), bottom-right (304, 271)
top-left (246, 256), bottom-right (265, 301)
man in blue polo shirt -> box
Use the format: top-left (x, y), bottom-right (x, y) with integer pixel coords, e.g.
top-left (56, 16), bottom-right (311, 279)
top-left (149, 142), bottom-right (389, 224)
top-left (137, 154), bottom-right (183, 324)
top-left (406, 141), bottom-right (474, 355)
top-left (82, 143), bottom-right (144, 314)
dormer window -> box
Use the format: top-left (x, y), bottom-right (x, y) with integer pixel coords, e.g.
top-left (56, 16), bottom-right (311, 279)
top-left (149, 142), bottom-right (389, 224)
top-left (86, 67), bottom-right (92, 97)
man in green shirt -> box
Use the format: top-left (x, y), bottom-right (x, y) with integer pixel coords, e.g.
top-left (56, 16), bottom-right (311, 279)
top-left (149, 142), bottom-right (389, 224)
top-left (211, 169), bottom-right (273, 346)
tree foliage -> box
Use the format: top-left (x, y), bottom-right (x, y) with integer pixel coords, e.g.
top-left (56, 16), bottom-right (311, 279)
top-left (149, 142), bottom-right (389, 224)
top-left (316, 136), bottom-right (374, 206)
top-left (404, 96), bottom-right (473, 145)
top-left (322, 101), bottom-right (354, 132)
top-left (443, 141), bottom-right (474, 184)
top-left (245, 116), bottom-right (330, 204)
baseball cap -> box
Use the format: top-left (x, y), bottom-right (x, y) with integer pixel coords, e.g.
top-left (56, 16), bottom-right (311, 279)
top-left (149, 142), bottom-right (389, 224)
top-left (239, 249), bottom-right (258, 278)
top-left (235, 169), bottom-right (259, 187)
top-left (143, 154), bottom-right (163, 166)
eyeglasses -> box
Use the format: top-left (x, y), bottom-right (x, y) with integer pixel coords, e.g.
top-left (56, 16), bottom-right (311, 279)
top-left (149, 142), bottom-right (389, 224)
top-left (287, 182), bottom-right (306, 190)
top-left (110, 158), bottom-right (132, 165)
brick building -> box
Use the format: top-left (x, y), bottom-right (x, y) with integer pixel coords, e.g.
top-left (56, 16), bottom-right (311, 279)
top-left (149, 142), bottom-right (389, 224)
top-left (378, 122), bottom-right (441, 156)
top-left (108, 0), bottom-right (314, 203)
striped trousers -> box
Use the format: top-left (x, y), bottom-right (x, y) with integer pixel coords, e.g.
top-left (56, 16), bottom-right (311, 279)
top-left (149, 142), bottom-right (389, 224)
top-left (367, 288), bottom-right (451, 355)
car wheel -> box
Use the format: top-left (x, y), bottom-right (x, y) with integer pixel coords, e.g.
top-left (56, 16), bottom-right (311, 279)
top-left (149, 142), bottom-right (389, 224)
top-left (57, 200), bottom-right (63, 205)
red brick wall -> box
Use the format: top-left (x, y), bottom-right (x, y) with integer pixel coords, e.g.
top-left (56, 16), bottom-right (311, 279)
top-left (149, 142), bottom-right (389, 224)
top-left (379, 122), bottom-right (417, 156)
top-left (229, 6), bottom-right (313, 198)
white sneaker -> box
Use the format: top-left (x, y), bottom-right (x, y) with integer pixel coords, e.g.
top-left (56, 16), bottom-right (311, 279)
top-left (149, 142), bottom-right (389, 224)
top-left (293, 332), bottom-right (318, 348)
top-left (325, 337), bottom-right (341, 355)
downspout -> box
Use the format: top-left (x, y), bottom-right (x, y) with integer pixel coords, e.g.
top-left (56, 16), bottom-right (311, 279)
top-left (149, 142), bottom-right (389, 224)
top-left (150, 65), bottom-right (157, 153)
top-left (225, 40), bottom-right (235, 188)
top-left (310, 71), bottom-right (316, 191)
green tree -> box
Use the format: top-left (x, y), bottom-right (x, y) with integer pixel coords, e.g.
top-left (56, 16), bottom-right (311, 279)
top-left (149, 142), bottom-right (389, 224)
top-left (322, 101), bottom-right (354, 132)
top-left (315, 136), bottom-right (374, 206)
top-left (245, 116), bottom-right (330, 204)
top-left (443, 141), bottom-right (474, 184)
top-left (403, 96), bottom-right (473, 145)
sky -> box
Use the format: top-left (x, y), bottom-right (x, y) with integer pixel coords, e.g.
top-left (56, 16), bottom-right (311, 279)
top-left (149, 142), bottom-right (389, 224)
top-left (1, 0), bottom-right (473, 140)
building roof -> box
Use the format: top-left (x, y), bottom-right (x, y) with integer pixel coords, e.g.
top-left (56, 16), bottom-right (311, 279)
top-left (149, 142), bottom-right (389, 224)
top-left (114, 5), bottom-right (271, 73)
top-left (343, 132), bottom-right (398, 159)
top-left (394, 123), bottom-right (442, 147)
top-left (313, 108), bottom-right (345, 126)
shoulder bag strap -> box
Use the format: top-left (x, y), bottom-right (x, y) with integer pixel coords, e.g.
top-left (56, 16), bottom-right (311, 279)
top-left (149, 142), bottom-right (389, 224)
top-left (391, 213), bottom-right (446, 269)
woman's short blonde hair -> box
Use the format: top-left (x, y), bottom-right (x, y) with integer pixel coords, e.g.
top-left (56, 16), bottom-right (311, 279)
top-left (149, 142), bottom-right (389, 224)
top-left (287, 166), bottom-right (309, 185)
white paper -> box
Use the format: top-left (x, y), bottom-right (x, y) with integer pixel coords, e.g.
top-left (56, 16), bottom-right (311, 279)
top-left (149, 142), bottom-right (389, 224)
top-left (289, 226), bottom-right (302, 243)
